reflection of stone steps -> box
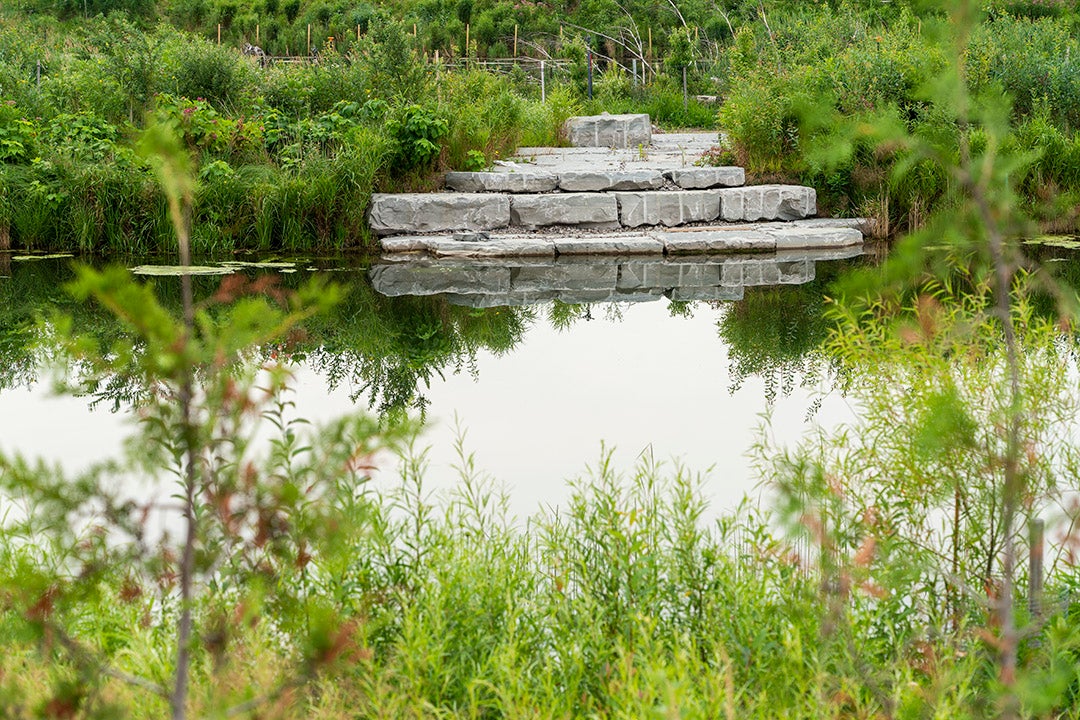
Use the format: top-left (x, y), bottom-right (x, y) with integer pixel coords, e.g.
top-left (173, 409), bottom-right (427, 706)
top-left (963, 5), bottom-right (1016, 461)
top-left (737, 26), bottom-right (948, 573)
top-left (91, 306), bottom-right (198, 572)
top-left (367, 115), bottom-right (862, 251)
top-left (368, 245), bottom-right (862, 308)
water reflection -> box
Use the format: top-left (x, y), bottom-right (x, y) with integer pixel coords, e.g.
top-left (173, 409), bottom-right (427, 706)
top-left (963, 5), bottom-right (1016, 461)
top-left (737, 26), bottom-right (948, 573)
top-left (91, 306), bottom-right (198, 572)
top-left (368, 247), bottom-right (862, 307)
top-left (0, 249), bottom-right (870, 513)
top-left (0, 249), bottom-right (866, 415)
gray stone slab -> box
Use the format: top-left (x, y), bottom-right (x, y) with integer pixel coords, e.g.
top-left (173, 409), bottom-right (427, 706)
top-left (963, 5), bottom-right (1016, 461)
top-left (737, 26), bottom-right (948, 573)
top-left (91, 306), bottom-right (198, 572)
top-left (789, 217), bottom-right (868, 230)
top-left (666, 285), bottom-right (744, 302)
top-left (565, 113), bottom-right (652, 149)
top-left (614, 288), bottom-right (667, 303)
top-left (368, 264), bottom-right (511, 297)
top-left (718, 185), bottom-right (817, 222)
top-left (665, 167), bottom-right (745, 189)
top-left (763, 226), bottom-right (863, 249)
top-left (511, 263), bottom-right (618, 292)
top-left (444, 171), bottom-right (559, 193)
top-left (368, 193), bottom-right (510, 235)
top-left (444, 290), bottom-right (561, 307)
top-left (657, 229), bottom-right (776, 254)
top-left (558, 170), bottom-right (665, 192)
top-left (617, 261), bottom-right (722, 290)
top-left (774, 246), bottom-right (864, 262)
top-left (510, 194), bottom-right (620, 230)
top-left (380, 235), bottom-right (435, 253)
top-left (425, 239), bottom-right (556, 258)
top-left (776, 260), bottom-right (815, 284)
top-left (616, 191), bottom-right (720, 228)
top-left (555, 289), bottom-right (623, 304)
top-left (554, 235), bottom-right (664, 255)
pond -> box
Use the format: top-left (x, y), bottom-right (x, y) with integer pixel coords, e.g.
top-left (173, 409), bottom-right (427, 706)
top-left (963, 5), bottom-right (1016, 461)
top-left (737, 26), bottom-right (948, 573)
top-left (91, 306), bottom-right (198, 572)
top-left (0, 247), bottom-right (873, 519)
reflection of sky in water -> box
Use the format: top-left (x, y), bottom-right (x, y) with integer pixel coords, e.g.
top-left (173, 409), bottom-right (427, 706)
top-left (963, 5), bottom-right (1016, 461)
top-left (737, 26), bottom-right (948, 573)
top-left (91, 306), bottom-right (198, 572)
top-left (0, 297), bottom-right (854, 521)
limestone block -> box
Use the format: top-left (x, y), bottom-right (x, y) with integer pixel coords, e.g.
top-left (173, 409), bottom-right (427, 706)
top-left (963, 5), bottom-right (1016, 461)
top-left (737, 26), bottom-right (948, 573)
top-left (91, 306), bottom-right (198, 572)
top-left (380, 235), bottom-right (436, 253)
top-left (665, 167), bottom-right (745, 189)
top-left (774, 246), bottom-right (864, 262)
top-left (564, 113), bottom-right (652, 148)
top-left (666, 285), bottom-right (744, 302)
top-left (554, 235), bottom-right (664, 255)
top-left (368, 263), bottom-right (511, 297)
top-left (613, 288), bottom-right (667, 303)
top-left (368, 193), bottom-right (510, 235)
top-left (444, 290), bottom-right (560, 307)
top-left (617, 261), bottom-right (721, 290)
top-left (776, 260), bottom-right (815, 284)
top-left (763, 225), bottom-right (862, 249)
top-left (615, 191), bottom-right (720, 228)
top-left (510, 194), bottom-right (620, 230)
top-left (558, 170), bottom-right (665, 192)
top-left (556, 289), bottom-right (622, 304)
top-left (445, 171), bottom-right (558, 193)
top-left (656, 229), bottom-right (775, 255)
top-left (426, 239), bottom-right (556, 258)
top-left (717, 185), bottom-right (817, 222)
top-left (511, 263), bottom-right (618, 292)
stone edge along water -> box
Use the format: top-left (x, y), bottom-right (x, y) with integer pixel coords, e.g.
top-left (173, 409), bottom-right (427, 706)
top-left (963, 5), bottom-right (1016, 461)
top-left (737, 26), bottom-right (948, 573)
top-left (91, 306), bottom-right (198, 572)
top-left (379, 221), bottom-right (866, 258)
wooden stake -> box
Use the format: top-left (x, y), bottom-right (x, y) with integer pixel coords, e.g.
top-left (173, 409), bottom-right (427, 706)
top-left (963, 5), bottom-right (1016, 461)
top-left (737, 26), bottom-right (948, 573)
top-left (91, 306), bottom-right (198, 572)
top-left (256, 24), bottom-right (259, 43)
top-left (465, 23), bottom-right (470, 59)
top-left (357, 24), bottom-right (361, 41)
top-left (307, 24), bottom-right (311, 56)
top-left (217, 24), bottom-right (221, 45)
top-left (514, 24), bottom-right (518, 57)
top-left (413, 23), bottom-right (417, 37)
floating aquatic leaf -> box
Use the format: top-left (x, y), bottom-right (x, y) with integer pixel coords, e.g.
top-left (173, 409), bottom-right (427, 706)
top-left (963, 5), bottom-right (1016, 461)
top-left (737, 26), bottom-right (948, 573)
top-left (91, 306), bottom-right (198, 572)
top-left (1022, 235), bottom-right (1080, 249)
top-left (131, 265), bottom-right (235, 276)
top-left (220, 261), bottom-right (297, 269)
top-left (12, 253), bottom-right (75, 261)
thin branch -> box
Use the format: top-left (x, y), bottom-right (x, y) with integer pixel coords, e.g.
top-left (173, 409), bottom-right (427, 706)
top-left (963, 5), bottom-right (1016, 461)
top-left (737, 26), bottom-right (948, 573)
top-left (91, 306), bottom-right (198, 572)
top-left (52, 624), bottom-right (169, 698)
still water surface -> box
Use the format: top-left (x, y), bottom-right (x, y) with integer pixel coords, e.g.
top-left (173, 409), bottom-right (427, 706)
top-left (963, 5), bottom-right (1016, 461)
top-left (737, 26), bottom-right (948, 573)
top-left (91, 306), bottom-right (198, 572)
top-left (0, 252), bottom-right (860, 519)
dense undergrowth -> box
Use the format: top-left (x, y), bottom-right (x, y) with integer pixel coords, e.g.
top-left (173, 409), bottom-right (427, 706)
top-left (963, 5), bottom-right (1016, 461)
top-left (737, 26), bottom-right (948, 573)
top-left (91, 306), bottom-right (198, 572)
top-left (715, 3), bottom-right (1080, 235)
top-left (5, 2), bottom-right (1080, 250)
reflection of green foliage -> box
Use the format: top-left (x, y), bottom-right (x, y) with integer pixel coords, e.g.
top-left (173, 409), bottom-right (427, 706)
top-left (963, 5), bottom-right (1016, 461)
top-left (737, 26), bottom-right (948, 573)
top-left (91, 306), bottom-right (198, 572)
top-left (719, 284), bottom-right (828, 404)
top-left (718, 260), bottom-right (858, 403)
top-left (0, 259), bottom-right (533, 420)
top-left (304, 283), bottom-right (532, 419)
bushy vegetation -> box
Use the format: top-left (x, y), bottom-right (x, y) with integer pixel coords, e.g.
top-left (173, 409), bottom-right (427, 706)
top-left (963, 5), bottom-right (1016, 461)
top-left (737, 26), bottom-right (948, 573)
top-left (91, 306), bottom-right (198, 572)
top-left (712, 3), bottom-right (1080, 235)
top-left (0, 13), bottom-right (591, 253)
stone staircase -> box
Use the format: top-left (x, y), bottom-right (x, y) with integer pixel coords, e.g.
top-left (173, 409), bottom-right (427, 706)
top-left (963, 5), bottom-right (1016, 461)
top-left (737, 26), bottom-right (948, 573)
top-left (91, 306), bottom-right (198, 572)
top-left (368, 116), bottom-right (866, 258)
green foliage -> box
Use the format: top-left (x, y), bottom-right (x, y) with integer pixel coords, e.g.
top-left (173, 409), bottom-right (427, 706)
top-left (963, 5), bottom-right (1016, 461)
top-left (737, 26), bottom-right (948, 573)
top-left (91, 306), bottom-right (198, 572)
top-left (387, 104), bottom-right (448, 172)
top-left (159, 31), bottom-right (254, 110)
top-left (0, 103), bottom-right (36, 164)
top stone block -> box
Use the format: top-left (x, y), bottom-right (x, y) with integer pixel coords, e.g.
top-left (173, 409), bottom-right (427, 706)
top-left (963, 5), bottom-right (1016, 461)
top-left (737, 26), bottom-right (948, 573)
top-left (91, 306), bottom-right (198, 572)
top-left (564, 113), bottom-right (652, 149)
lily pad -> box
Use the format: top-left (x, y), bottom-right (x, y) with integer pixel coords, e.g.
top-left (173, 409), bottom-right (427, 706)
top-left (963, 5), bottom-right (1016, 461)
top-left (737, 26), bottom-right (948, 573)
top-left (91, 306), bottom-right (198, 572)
top-left (131, 265), bottom-right (236, 276)
top-left (12, 253), bottom-right (75, 261)
top-left (220, 261), bottom-right (298, 269)
top-left (1022, 235), bottom-right (1080, 249)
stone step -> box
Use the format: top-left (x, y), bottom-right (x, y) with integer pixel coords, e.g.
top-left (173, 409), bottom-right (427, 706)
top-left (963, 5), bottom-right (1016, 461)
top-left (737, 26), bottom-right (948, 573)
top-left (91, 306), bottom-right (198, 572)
top-left (564, 113), bottom-right (652, 148)
top-left (368, 246), bottom-right (862, 308)
top-left (378, 220), bottom-right (865, 258)
top-left (367, 185), bottom-right (817, 236)
top-left (444, 166), bottom-right (745, 193)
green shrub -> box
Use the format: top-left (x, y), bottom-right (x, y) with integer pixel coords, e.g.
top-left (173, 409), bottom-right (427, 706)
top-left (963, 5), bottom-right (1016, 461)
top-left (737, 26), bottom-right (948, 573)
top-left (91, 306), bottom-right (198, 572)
top-left (0, 103), bottom-right (36, 164)
top-left (387, 104), bottom-right (448, 172)
top-left (160, 31), bottom-right (254, 111)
